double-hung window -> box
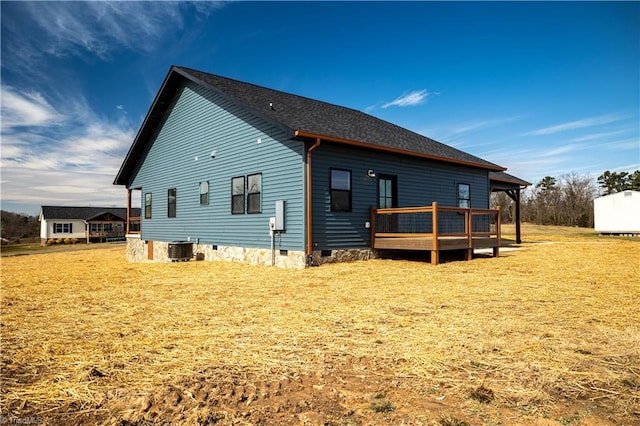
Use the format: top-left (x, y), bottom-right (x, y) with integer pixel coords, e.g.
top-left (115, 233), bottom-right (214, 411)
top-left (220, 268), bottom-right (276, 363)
top-left (199, 181), bottom-right (209, 205)
top-left (231, 173), bottom-right (262, 214)
top-left (330, 169), bottom-right (352, 212)
top-left (247, 173), bottom-right (262, 214)
top-left (457, 183), bottom-right (470, 208)
top-left (232, 176), bottom-right (245, 214)
top-left (144, 193), bottom-right (152, 219)
top-left (53, 223), bottom-right (72, 233)
top-left (168, 188), bottom-right (177, 218)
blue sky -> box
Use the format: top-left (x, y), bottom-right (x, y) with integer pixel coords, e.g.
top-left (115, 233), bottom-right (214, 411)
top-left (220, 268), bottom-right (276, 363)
top-left (1, 1), bottom-right (638, 215)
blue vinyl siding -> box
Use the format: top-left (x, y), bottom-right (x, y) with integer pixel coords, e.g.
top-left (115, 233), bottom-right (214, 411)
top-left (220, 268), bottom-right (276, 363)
top-left (131, 81), bottom-right (305, 250)
top-left (311, 143), bottom-right (490, 250)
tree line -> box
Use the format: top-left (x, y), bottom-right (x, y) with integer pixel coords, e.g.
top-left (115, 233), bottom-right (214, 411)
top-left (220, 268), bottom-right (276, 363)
top-left (1, 211), bottom-right (40, 243)
top-left (491, 170), bottom-right (640, 228)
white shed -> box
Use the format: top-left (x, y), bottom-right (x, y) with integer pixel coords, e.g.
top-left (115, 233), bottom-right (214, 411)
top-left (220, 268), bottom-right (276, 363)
top-left (593, 190), bottom-right (640, 234)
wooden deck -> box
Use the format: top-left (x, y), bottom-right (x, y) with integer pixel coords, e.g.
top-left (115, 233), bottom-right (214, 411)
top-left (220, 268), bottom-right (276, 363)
top-left (371, 202), bottom-right (501, 265)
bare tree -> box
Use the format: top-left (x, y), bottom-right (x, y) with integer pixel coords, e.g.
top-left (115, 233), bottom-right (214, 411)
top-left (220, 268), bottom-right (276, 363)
top-left (518, 173), bottom-right (598, 228)
top-left (560, 173), bottom-right (597, 227)
top-left (1, 211), bottom-right (40, 243)
top-left (490, 191), bottom-right (515, 223)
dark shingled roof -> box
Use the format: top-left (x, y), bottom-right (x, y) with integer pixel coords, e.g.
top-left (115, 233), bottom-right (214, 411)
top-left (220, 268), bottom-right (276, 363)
top-left (114, 66), bottom-right (505, 186)
top-left (40, 206), bottom-right (140, 221)
top-left (489, 172), bottom-right (531, 187)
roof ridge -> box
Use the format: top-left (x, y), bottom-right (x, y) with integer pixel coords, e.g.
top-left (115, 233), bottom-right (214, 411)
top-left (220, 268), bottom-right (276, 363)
top-left (176, 66), bottom-right (363, 112)
top-left (177, 67), bottom-right (451, 150)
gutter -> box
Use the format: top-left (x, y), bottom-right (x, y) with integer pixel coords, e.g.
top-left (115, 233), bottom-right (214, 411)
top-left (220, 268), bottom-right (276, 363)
top-left (305, 138), bottom-right (321, 266)
top-left (294, 130), bottom-right (506, 172)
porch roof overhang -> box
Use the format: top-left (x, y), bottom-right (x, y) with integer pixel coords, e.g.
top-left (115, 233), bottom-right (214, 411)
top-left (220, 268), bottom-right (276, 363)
top-left (488, 172), bottom-right (530, 245)
top-left (489, 172), bottom-right (531, 191)
top-left (85, 212), bottom-right (126, 222)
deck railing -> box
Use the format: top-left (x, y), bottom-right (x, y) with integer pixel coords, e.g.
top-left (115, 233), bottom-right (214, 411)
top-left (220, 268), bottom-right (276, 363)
top-left (126, 216), bottom-right (141, 235)
top-left (371, 201), bottom-right (501, 263)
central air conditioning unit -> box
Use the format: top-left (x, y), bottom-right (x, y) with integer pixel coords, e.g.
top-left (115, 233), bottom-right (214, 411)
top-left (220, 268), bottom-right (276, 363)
top-left (168, 241), bottom-right (193, 261)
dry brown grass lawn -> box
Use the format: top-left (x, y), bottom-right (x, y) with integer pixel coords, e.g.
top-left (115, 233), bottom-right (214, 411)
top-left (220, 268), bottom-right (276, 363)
top-left (1, 224), bottom-right (639, 425)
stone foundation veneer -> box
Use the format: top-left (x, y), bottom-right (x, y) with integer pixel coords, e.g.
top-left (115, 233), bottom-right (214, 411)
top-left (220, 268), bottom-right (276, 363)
top-left (126, 237), bottom-right (374, 268)
top-left (198, 244), bottom-right (306, 268)
top-left (126, 236), bottom-right (306, 268)
top-left (311, 248), bottom-right (375, 266)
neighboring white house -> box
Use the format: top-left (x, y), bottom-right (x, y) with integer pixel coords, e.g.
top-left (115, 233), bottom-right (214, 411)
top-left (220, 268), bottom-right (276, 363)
top-left (39, 206), bottom-right (140, 245)
top-left (593, 191), bottom-right (640, 235)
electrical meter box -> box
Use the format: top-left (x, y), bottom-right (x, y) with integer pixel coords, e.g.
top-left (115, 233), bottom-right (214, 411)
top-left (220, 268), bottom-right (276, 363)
top-left (274, 200), bottom-right (285, 231)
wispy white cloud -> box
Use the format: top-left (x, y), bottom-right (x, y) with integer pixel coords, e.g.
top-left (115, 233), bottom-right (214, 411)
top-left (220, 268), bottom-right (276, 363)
top-left (542, 144), bottom-right (582, 157)
top-left (18, 2), bottom-right (220, 60)
top-left (418, 115), bottom-right (524, 151)
top-left (1, 86), bottom-right (64, 130)
top-left (2, 2), bottom-right (223, 80)
top-left (1, 86), bottom-right (135, 210)
top-left (0, 2), bottom-right (226, 214)
top-left (611, 163), bottom-right (640, 173)
top-left (525, 113), bottom-right (626, 136)
top-left (381, 90), bottom-right (435, 109)
top-left (597, 138), bottom-right (640, 151)
top-left (447, 115), bottom-right (524, 136)
top-left (569, 129), bottom-right (627, 142)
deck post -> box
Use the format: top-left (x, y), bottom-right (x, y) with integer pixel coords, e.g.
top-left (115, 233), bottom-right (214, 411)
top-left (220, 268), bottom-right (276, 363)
top-left (493, 206), bottom-right (501, 258)
top-left (431, 201), bottom-right (439, 265)
top-left (465, 209), bottom-right (473, 261)
top-left (370, 206), bottom-right (376, 250)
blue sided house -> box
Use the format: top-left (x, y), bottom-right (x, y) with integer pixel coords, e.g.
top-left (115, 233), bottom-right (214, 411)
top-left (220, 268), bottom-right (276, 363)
top-left (114, 66), bottom-right (529, 267)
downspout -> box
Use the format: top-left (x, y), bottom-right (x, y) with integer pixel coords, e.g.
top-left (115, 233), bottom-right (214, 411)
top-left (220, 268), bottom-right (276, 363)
top-left (305, 138), bottom-right (321, 266)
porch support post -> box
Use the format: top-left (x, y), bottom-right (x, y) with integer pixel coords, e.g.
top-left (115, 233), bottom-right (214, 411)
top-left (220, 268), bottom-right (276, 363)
top-left (126, 188), bottom-right (132, 235)
top-left (514, 188), bottom-right (522, 244)
top-left (370, 206), bottom-right (376, 250)
top-left (465, 209), bottom-right (473, 261)
top-left (431, 201), bottom-right (439, 265)
top-left (505, 188), bottom-right (523, 244)
top-left (493, 206), bottom-right (501, 258)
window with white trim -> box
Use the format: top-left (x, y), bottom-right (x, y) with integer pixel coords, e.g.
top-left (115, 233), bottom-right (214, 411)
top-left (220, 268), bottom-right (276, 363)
top-left (53, 223), bottom-right (72, 233)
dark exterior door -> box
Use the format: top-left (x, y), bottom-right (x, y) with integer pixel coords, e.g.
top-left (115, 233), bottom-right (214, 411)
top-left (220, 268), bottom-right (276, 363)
top-left (378, 175), bottom-right (398, 208)
top-left (378, 175), bottom-right (398, 233)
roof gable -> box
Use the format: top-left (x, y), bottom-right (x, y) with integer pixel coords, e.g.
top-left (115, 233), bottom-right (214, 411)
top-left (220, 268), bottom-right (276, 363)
top-left (115, 66), bottom-right (506, 185)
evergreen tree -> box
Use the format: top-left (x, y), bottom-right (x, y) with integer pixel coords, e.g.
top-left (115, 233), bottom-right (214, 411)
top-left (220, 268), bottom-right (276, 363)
top-left (597, 170), bottom-right (640, 194)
